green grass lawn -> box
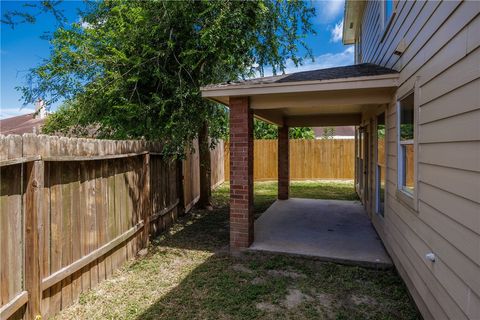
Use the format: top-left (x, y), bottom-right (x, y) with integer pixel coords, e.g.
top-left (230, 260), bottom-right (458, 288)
top-left (224, 180), bottom-right (360, 219)
top-left (56, 180), bottom-right (420, 320)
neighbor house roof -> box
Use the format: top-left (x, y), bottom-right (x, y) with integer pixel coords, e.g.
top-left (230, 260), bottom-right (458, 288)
top-left (203, 63), bottom-right (398, 90)
top-left (0, 113), bottom-right (45, 135)
top-left (314, 126), bottom-right (355, 138)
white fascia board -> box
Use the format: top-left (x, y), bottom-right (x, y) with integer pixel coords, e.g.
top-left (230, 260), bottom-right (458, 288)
top-left (201, 74), bottom-right (399, 98)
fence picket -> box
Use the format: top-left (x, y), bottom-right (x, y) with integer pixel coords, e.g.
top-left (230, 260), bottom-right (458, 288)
top-left (1, 135), bottom-right (223, 320)
top-left (224, 139), bottom-right (355, 181)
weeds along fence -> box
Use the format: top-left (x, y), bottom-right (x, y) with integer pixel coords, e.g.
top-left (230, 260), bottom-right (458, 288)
top-left (224, 139), bottom-right (355, 181)
top-left (0, 134), bottom-right (224, 320)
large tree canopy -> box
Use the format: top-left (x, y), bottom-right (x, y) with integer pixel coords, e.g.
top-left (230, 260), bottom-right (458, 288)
top-left (21, 0), bottom-right (315, 155)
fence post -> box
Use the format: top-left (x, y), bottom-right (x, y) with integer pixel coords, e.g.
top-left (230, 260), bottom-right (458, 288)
top-left (176, 159), bottom-right (185, 216)
top-left (142, 153), bottom-right (151, 248)
top-left (24, 160), bottom-right (44, 319)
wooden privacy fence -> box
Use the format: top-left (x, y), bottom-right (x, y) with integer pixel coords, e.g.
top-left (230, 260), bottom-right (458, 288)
top-left (224, 139), bottom-right (355, 181)
top-left (210, 140), bottom-right (225, 189)
top-left (0, 135), bottom-right (224, 320)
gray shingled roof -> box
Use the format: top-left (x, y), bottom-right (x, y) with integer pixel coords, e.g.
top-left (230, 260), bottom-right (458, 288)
top-left (276, 63), bottom-right (398, 83)
top-left (204, 63), bottom-right (398, 88)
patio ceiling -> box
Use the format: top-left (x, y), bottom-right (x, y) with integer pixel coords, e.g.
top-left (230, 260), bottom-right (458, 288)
top-left (201, 63), bottom-right (399, 127)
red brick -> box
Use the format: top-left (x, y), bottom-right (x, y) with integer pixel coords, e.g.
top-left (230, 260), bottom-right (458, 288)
top-left (278, 125), bottom-right (289, 200)
top-left (229, 96), bottom-right (254, 249)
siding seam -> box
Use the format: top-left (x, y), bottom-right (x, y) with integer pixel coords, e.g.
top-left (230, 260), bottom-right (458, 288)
top-left (385, 204), bottom-right (455, 319)
top-left (417, 161), bottom-right (480, 175)
top-left (398, 6), bottom-right (478, 91)
top-left (418, 199), bottom-right (480, 267)
top-left (419, 103), bottom-right (480, 125)
top-left (387, 202), bottom-right (474, 319)
top-left (418, 180), bottom-right (480, 207)
top-left (394, 1), bottom-right (461, 74)
top-left (375, 0), bottom-right (414, 66)
top-left (382, 1), bottom-right (428, 68)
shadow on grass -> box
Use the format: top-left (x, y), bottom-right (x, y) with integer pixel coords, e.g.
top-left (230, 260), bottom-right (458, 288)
top-left (152, 180), bottom-right (360, 253)
top-left (129, 181), bottom-right (419, 320)
top-left (141, 182), bottom-right (277, 252)
top-left (135, 252), bottom-right (420, 320)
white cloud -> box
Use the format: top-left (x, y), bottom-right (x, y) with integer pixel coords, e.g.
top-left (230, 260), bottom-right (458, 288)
top-left (80, 20), bottom-right (92, 29)
top-left (77, 16), bottom-right (91, 29)
top-left (330, 19), bottom-right (343, 42)
top-left (78, 16), bottom-right (103, 30)
top-left (314, 0), bottom-right (344, 24)
top-left (261, 46), bottom-right (354, 76)
top-left (0, 107), bottom-right (35, 120)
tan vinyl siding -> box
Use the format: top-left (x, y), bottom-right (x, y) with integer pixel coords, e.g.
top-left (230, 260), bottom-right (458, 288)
top-left (419, 182), bottom-right (479, 234)
top-left (358, 1), bottom-right (480, 319)
top-left (418, 163), bottom-right (479, 203)
top-left (418, 108), bottom-right (480, 142)
top-left (419, 142), bottom-right (480, 171)
top-left (419, 79), bottom-right (480, 124)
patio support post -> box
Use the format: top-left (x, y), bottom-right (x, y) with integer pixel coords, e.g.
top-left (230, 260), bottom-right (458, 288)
top-left (229, 96), bottom-right (254, 249)
top-left (278, 125), bottom-right (289, 200)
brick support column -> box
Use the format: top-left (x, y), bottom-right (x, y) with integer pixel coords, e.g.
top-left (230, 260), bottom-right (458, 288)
top-left (229, 96), bottom-right (254, 249)
top-left (278, 125), bottom-right (289, 200)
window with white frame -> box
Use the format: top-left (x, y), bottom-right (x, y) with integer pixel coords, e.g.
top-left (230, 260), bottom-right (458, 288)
top-left (398, 93), bottom-right (415, 195)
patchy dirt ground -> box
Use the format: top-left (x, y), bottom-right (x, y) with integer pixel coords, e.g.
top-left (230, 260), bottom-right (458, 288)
top-left (54, 181), bottom-right (420, 320)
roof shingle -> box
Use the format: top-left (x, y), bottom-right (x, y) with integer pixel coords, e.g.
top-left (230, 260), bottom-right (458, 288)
top-left (204, 63), bottom-right (398, 89)
top-left (0, 113), bottom-right (45, 135)
top-left (276, 63), bottom-right (398, 83)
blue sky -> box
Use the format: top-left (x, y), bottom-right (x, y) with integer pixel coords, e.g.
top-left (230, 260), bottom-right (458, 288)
top-left (0, 0), bottom-right (353, 120)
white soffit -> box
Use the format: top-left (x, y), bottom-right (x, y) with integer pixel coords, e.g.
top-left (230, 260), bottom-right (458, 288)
top-left (342, 0), bottom-right (366, 45)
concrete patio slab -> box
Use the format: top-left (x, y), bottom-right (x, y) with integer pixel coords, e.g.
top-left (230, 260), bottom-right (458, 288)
top-left (249, 198), bottom-right (392, 268)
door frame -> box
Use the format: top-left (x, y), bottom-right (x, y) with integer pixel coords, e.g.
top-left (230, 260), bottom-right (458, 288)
top-left (374, 111), bottom-right (387, 217)
top-left (362, 125), bottom-right (370, 208)
top-left (355, 125), bottom-right (369, 206)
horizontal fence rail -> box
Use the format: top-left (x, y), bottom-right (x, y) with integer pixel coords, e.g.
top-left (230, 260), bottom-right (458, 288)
top-left (0, 134), bottom-right (224, 320)
top-left (224, 139), bottom-right (355, 181)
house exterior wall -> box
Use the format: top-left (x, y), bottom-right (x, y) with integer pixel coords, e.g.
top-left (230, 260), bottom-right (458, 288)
top-left (356, 1), bottom-right (480, 319)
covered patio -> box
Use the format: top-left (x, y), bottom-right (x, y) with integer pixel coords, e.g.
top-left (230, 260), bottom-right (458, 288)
top-left (250, 198), bottom-right (392, 268)
top-left (201, 63), bottom-right (399, 265)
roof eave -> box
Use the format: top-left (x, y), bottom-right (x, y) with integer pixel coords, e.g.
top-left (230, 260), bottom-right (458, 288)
top-left (342, 0), bottom-right (366, 45)
top-left (201, 73), bottom-right (399, 102)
